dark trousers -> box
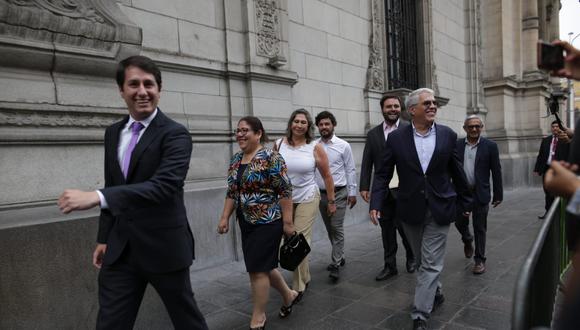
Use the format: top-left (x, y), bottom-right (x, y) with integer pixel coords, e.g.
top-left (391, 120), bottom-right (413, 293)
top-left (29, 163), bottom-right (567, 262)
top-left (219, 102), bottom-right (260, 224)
top-left (380, 189), bottom-right (414, 270)
top-left (97, 246), bottom-right (208, 330)
top-left (455, 203), bottom-right (489, 263)
top-left (543, 174), bottom-right (555, 212)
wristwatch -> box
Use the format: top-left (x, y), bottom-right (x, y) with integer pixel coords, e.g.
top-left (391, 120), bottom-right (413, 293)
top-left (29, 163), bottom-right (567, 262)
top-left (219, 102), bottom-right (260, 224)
top-left (328, 200), bottom-right (336, 204)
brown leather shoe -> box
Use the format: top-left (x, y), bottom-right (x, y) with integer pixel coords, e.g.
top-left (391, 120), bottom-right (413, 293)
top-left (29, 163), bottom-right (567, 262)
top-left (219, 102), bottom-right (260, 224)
top-left (464, 241), bottom-right (474, 259)
top-left (472, 262), bottom-right (486, 275)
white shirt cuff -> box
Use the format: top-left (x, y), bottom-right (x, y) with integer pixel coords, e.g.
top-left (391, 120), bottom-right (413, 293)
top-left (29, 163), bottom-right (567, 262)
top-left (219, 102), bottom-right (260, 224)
top-left (96, 190), bottom-right (108, 209)
top-left (566, 188), bottom-right (580, 216)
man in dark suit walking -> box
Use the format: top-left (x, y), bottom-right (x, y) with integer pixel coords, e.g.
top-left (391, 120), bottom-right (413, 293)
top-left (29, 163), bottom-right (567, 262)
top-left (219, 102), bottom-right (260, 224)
top-left (370, 88), bottom-right (472, 330)
top-left (360, 95), bottom-right (415, 281)
top-left (455, 115), bottom-right (503, 275)
top-left (534, 120), bottom-right (571, 219)
top-left (58, 55), bottom-right (208, 329)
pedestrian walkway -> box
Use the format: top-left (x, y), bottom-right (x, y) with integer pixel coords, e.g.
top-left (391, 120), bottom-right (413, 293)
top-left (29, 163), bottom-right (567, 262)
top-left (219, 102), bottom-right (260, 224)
top-left (191, 188), bottom-right (544, 329)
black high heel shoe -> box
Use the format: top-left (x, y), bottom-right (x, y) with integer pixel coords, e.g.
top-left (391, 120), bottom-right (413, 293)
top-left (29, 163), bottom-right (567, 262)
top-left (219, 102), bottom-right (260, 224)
top-left (279, 291), bottom-right (303, 318)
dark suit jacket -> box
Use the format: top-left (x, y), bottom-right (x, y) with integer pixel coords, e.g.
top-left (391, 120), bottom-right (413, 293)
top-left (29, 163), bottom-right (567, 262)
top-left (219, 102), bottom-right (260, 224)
top-left (97, 110), bottom-right (195, 273)
top-left (360, 121), bottom-right (409, 213)
top-left (370, 123), bottom-right (472, 225)
top-left (534, 135), bottom-right (570, 175)
top-left (456, 137), bottom-right (503, 206)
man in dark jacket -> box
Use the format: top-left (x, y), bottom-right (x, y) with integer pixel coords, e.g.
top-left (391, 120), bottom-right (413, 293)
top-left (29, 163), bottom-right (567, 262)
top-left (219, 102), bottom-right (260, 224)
top-left (58, 56), bottom-right (207, 329)
top-left (455, 115), bottom-right (503, 275)
top-left (370, 88), bottom-right (472, 330)
top-left (534, 120), bottom-right (571, 219)
top-left (360, 95), bottom-right (415, 281)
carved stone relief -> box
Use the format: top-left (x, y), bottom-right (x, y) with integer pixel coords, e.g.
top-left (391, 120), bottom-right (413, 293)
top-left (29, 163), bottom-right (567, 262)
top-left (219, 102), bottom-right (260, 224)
top-left (0, 109), bottom-right (121, 128)
top-left (366, 0), bottom-right (385, 91)
top-left (0, 0), bottom-right (141, 74)
top-left (254, 0), bottom-right (282, 59)
top-left (1, 0), bottom-right (116, 51)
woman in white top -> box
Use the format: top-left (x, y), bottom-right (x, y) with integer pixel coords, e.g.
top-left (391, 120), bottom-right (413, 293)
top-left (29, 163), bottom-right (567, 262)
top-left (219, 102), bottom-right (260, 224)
top-left (276, 109), bottom-right (336, 299)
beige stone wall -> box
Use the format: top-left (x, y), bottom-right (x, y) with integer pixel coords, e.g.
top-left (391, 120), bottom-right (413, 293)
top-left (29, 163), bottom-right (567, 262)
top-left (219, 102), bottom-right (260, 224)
top-left (288, 0), bottom-right (371, 134)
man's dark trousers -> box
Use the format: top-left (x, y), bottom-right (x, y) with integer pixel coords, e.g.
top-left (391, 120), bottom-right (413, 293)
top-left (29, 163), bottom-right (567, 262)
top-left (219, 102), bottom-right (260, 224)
top-left (97, 246), bottom-right (206, 330)
top-left (455, 201), bottom-right (489, 263)
top-left (380, 188), bottom-right (413, 270)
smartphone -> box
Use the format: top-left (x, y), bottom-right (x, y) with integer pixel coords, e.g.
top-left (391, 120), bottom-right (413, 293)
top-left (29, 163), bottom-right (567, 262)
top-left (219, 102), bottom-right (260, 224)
top-left (537, 41), bottom-right (564, 71)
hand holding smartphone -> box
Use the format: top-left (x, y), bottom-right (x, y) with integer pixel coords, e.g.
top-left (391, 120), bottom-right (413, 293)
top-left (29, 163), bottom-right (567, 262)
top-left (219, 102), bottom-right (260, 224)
top-left (537, 40), bottom-right (565, 71)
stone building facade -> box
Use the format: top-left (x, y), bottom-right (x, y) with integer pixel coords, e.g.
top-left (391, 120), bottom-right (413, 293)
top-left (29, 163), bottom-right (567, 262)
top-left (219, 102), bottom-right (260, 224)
top-left (0, 0), bottom-right (562, 327)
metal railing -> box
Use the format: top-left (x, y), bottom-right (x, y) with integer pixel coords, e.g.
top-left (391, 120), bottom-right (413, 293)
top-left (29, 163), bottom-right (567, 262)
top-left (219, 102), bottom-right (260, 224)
top-left (512, 198), bottom-right (568, 330)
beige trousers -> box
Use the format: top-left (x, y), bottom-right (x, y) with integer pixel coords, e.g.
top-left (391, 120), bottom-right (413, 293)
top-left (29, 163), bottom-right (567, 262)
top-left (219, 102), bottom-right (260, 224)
top-left (292, 193), bottom-right (320, 292)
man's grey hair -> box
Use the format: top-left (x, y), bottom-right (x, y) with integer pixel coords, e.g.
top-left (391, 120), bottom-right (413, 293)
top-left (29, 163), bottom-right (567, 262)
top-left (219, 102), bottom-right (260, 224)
top-left (463, 114), bottom-right (483, 126)
top-left (405, 88), bottom-right (435, 109)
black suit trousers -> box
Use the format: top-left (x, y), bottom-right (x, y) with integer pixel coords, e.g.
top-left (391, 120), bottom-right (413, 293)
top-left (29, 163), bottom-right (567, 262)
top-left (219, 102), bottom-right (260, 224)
top-left (455, 202), bottom-right (489, 263)
top-left (97, 246), bottom-right (208, 330)
top-left (379, 189), bottom-right (414, 269)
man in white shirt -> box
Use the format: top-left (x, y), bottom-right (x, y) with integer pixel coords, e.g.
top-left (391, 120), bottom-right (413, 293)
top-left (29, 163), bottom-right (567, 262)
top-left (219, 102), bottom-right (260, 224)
top-left (315, 111), bottom-right (357, 281)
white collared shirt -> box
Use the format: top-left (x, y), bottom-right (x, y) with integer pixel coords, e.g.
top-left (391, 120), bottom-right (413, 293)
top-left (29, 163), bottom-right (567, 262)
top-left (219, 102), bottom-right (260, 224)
top-left (117, 109), bottom-right (158, 166)
top-left (547, 135), bottom-right (558, 164)
top-left (98, 108), bottom-right (158, 208)
top-left (463, 137), bottom-right (480, 186)
top-left (412, 122), bottom-right (437, 174)
top-left (383, 119), bottom-right (400, 141)
top-left (315, 135), bottom-right (358, 197)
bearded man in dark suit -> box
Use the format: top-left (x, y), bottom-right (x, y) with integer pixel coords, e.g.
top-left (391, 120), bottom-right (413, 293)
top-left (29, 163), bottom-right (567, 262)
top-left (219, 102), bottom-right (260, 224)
top-left (360, 95), bottom-right (416, 281)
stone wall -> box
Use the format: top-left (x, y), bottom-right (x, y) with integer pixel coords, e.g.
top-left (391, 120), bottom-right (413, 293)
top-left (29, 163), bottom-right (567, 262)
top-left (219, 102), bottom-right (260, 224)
top-left (0, 0), bottom-right (556, 328)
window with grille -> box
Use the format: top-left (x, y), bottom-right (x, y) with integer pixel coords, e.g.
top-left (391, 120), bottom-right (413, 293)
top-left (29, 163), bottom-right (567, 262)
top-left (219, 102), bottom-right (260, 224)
top-left (384, 0), bottom-right (419, 90)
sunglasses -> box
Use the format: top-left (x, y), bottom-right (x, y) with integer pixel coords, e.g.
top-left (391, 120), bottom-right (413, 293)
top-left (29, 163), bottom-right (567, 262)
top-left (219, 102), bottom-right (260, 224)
top-left (466, 125), bottom-right (482, 129)
top-left (421, 100), bottom-right (438, 107)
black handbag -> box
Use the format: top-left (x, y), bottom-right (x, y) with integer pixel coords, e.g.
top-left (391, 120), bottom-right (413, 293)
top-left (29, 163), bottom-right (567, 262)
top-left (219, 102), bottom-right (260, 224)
top-left (279, 233), bottom-right (311, 271)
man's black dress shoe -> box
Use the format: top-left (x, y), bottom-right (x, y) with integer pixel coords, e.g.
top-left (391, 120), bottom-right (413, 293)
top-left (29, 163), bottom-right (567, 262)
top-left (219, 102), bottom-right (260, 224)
top-left (406, 259), bottom-right (417, 273)
top-left (328, 264), bottom-right (339, 281)
top-left (433, 288), bottom-right (445, 312)
top-left (413, 318), bottom-right (427, 330)
top-left (464, 240), bottom-right (474, 259)
top-left (326, 257), bottom-right (346, 271)
top-left (375, 267), bottom-right (398, 281)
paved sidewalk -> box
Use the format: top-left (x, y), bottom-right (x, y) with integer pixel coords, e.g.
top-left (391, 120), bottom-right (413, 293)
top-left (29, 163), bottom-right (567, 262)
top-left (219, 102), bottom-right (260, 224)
top-left (191, 188), bottom-right (545, 330)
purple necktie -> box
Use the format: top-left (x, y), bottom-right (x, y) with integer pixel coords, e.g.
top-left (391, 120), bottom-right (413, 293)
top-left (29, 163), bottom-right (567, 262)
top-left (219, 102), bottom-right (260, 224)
top-left (122, 122), bottom-right (144, 178)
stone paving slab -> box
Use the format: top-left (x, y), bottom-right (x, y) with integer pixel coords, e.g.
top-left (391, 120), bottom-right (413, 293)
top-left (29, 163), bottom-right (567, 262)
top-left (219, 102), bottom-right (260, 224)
top-left (190, 188), bottom-right (544, 330)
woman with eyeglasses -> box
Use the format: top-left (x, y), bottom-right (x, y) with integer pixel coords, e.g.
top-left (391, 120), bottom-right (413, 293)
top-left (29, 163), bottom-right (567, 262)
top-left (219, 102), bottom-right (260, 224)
top-left (274, 109), bottom-right (336, 302)
top-left (218, 116), bottom-right (299, 330)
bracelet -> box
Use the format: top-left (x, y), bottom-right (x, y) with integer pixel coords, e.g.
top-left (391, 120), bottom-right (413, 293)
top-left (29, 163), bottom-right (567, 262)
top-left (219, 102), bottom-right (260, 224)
top-left (328, 200), bottom-right (336, 204)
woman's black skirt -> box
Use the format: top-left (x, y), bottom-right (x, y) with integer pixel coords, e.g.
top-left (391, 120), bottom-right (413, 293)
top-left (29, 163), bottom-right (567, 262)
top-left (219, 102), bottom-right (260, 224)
top-left (238, 217), bottom-right (283, 273)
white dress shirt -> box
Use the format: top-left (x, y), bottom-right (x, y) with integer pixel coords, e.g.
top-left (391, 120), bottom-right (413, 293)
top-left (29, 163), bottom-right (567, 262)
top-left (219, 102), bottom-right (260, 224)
top-left (412, 122), bottom-right (437, 174)
top-left (383, 119), bottom-right (400, 141)
top-left (315, 135), bottom-right (358, 197)
top-left (97, 109), bottom-right (158, 209)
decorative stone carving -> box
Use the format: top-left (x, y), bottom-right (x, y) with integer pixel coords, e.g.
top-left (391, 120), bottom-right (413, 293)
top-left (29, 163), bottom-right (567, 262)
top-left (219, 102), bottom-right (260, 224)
top-left (255, 0), bottom-right (281, 59)
top-left (0, 0), bottom-right (141, 75)
top-left (0, 109), bottom-right (121, 128)
top-left (366, 0), bottom-right (384, 91)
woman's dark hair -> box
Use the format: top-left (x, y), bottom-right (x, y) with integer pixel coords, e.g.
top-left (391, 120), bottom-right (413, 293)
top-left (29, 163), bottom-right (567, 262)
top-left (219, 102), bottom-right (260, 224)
top-left (116, 55), bottom-right (162, 90)
top-left (286, 109), bottom-right (315, 145)
top-left (238, 116), bottom-right (269, 144)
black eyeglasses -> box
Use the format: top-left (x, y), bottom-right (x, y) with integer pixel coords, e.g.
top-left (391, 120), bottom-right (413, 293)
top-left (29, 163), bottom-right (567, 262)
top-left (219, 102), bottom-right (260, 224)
top-left (234, 128), bottom-right (252, 135)
top-left (466, 125), bottom-right (482, 130)
top-left (422, 100), bottom-right (438, 107)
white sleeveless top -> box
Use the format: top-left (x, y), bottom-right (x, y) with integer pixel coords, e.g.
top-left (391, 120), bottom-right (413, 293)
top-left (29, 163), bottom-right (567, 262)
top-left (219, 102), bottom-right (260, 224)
top-left (277, 139), bottom-right (318, 203)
